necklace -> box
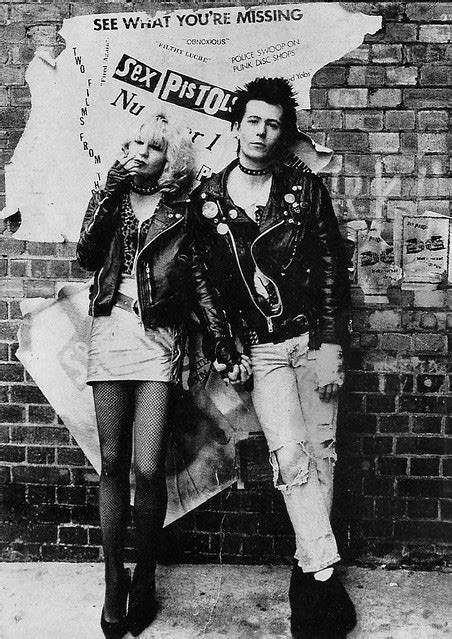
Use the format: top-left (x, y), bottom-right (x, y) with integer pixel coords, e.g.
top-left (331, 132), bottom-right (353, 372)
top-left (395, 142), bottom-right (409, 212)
top-left (238, 162), bottom-right (272, 176)
top-left (130, 182), bottom-right (160, 196)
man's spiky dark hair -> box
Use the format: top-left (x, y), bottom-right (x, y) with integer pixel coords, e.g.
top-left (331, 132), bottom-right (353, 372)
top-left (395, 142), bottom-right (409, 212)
top-left (230, 77), bottom-right (299, 142)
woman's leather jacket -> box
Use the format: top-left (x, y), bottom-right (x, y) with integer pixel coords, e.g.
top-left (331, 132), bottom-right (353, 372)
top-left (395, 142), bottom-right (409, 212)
top-left (191, 159), bottom-right (351, 349)
top-left (77, 183), bottom-right (235, 360)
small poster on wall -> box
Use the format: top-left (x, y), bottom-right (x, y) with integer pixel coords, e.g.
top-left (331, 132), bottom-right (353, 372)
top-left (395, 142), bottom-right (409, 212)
top-left (402, 214), bottom-right (451, 285)
top-left (356, 222), bottom-right (401, 298)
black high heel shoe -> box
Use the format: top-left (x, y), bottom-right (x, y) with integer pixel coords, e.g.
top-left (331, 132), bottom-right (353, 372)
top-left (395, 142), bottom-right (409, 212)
top-left (127, 599), bottom-right (159, 637)
top-left (127, 568), bottom-right (159, 637)
top-left (100, 568), bottom-right (131, 639)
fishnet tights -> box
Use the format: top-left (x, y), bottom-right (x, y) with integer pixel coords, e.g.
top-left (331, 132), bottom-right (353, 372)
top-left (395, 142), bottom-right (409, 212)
top-left (92, 380), bottom-right (170, 620)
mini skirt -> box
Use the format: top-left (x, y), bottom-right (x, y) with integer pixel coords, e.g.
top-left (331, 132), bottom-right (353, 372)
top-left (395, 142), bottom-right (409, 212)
top-left (86, 305), bottom-right (182, 385)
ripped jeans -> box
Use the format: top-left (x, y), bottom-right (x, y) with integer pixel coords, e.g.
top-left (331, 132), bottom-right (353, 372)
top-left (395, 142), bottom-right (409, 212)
top-left (250, 333), bottom-right (341, 573)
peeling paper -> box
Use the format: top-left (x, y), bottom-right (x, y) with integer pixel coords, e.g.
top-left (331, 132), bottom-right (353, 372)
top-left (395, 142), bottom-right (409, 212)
top-left (3, 3), bottom-right (381, 240)
top-left (16, 284), bottom-right (260, 524)
top-left (351, 211), bottom-right (452, 302)
top-left (356, 220), bottom-right (401, 300)
top-left (11, 3), bottom-right (381, 519)
top-left (401, 212), bottom-right (451, 287)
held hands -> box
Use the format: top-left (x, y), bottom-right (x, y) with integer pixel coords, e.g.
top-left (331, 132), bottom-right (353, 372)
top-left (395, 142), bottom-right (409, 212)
top-left (214, 354), bottom-right (252, 385)
top-left (213, 336), bottom-right (252, 384)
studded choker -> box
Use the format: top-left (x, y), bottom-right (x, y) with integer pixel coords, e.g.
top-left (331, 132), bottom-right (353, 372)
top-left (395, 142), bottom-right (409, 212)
top-left (130, 182), bottom-right (160, 196)
top-left (238, 162), bottom-right (272, 176)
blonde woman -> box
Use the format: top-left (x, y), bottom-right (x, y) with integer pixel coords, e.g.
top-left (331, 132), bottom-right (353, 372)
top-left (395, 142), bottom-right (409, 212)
top-left (77, 114), bottom-right (240, 638)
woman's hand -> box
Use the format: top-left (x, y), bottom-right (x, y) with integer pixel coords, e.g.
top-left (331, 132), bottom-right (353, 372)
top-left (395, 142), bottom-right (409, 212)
top-left (104, 157), bottom-right (140, 196)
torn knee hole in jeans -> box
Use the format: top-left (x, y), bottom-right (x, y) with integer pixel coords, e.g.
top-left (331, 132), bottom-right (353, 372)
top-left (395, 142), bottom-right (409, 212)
top-left (317, 438), bottom-right (337, 473)
top-left (321, 438), bottom-right (336, 459)
top-left (270, 442), bottom-right (310, 494)
top-left (313, 418), bottom-right (337, 463)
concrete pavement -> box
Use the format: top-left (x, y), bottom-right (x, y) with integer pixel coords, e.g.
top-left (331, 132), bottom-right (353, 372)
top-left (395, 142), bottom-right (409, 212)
top-left (1, 563), bottom-right (451, 638)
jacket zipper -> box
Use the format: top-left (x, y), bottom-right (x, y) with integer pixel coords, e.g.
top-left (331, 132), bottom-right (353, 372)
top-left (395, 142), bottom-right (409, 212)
top-left (134, 216), bottom-right (184, 322)
top-left (226, 222), bottom-right (284, 333)
top-left (251, 220), bottom-right (285, 332)
top-left (132, 219), bottom-right (149, 324)
top-left (90, 264), bottom-right (105, 315)
top-left (86, 196), bottom-right (108, 234)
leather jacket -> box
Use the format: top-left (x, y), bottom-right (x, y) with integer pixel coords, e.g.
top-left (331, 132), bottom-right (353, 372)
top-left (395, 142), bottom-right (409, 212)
top-left (191, 159), bottom-right (351, 349)
top-left (76, 185), bottom-right (234, 356)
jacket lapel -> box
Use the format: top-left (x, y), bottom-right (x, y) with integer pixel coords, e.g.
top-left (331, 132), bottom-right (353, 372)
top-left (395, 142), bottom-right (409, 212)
top-left (141, 198), bottom-right (185, 249)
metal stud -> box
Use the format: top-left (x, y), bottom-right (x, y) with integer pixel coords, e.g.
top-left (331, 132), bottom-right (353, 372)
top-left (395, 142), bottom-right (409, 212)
top-left (202, 201), bottom-right (219, 219)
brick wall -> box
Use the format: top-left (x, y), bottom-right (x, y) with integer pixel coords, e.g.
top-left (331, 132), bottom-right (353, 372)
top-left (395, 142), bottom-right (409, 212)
top-left (1, 2), bottom-right (451, 566)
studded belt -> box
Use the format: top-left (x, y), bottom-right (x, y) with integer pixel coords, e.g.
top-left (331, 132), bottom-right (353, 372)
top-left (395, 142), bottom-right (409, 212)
top-left (249, 313), bottom-right (310, 345)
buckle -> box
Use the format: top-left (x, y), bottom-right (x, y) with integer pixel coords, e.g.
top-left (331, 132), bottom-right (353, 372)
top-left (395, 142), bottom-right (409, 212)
top-left (271, 314), bottom-right (309, 343)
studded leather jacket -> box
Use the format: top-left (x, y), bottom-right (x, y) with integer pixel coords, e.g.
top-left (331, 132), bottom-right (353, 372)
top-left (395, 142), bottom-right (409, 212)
top-left (191, 159), bottom-right (351, 349)
top-left (76, 185), bottom-right (235, 356)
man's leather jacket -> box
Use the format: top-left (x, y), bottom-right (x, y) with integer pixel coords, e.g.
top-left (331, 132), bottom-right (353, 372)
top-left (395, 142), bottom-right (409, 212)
top-left (191, 159), bottom-right (351, 349)
top-left (76, 186), bottom-right (233, 352)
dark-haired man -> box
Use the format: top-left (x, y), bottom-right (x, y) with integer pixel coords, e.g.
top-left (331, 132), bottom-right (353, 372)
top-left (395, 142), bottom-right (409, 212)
top-left (193, 77), bottom-right (355, 638)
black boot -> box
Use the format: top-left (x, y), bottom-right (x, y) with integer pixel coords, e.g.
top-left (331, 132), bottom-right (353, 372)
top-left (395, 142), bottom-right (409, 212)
top-left (314, 571), bottom-right (356, 636)
top-left (289, 563), bottom-right (356, 638)
top-left (289, 563), bottom-right (318, 639)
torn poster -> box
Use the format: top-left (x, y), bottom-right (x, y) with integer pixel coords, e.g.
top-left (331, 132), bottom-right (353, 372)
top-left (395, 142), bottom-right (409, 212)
top-left (356, 221), bottom-right (401, 297)
top-left (11, 3), bottom-right (381, 520)
top-left (16, 284), bottom-right (260, 525)
top-left (2, 3), bottom-right (381, 241)
top-left (402, 213), bottom-right (451, 286)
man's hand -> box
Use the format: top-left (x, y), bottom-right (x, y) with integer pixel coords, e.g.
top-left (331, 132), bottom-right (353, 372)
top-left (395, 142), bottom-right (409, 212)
top-left (316, 343), bottom-right (344, 401)
top-left (214, 354), bottom-right (252, 385)
top-left (317, 382), bottom-right (339, 402)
